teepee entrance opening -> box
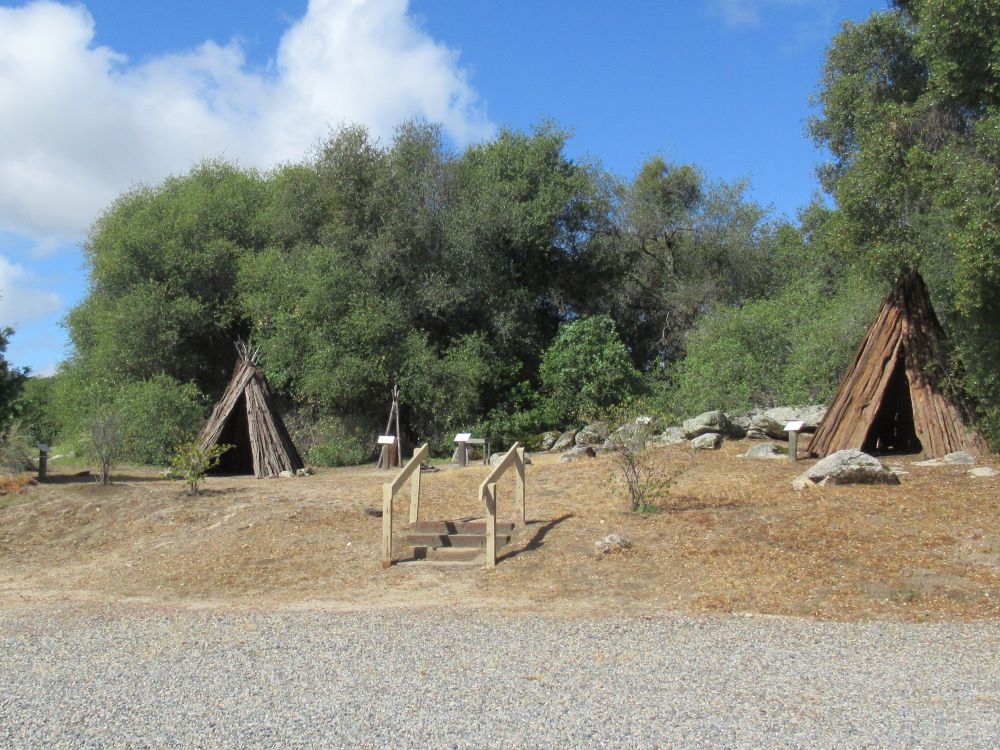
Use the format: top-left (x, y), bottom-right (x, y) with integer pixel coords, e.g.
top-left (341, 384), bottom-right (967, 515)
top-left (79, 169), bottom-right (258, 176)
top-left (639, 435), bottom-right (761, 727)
top-left (861, 349), bottom-right (922, 455)
top-left (212, 392), bottom-right (256, 474)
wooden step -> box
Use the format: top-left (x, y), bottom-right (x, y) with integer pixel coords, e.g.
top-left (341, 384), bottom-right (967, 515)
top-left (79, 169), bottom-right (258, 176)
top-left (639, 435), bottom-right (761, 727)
top-left (410, 519), bottom-right (515, 536)
top-left (406, 532), bottom-right (512, 549)
top-left (410, 546), bottom-right (485, 563)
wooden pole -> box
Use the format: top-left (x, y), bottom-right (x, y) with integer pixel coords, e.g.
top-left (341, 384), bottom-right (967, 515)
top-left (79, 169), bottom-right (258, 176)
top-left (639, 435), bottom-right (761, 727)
top-left (381, 483), bottom-right (393, 568)
top-left (409, 460), bottom-right (421, 526)
top-left (484, 484), bottom-right (497, 568)
top-left (788, 430), bottom-right (799, 462)
top-left (37, 445), bottom-right (48, 482)
top-left (394, 386), bottom-right (403, 461)
top-left (515, 446), bottom-right (525, 525)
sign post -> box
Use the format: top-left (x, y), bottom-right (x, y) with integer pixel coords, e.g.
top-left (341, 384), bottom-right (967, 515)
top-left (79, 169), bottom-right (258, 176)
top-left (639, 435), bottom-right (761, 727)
top-left (377, 435), bottom-right (398, 470)
top-left (453, 433), bottom-right (472, 467)
top-left (37, 444), bottom-right (49, 481)
top-left (784, 420), bottom-right (804, 462)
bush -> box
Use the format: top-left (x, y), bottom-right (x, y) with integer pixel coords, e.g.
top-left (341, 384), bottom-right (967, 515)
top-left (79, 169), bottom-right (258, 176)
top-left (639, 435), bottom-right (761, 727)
top-left (14, 377), bottom-right (58, 446)
top-left (0, 423), bottom-right (35, 474)
top-left (667, 279), bottom-right (879, 414)
top-left (606, 405), bottom-right (684, 513)
top-left (540, 316), bottom-right (641, 425)
top-left (90, 410), bottom-right (122, 485)
top-left (113, 375), bottom-right (206, 465)
top-left (308, 437), bottom-right (368, 467)
top-left (170, 442), bottom-right (232, 495)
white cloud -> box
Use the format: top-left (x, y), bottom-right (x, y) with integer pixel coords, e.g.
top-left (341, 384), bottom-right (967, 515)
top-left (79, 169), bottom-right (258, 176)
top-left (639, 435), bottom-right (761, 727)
top-left (708, 0), bottom-right (813, 27)
top-left (0, 255), bottom-right (61, 326)
top-left (0, 0), bottom-right (494, 243)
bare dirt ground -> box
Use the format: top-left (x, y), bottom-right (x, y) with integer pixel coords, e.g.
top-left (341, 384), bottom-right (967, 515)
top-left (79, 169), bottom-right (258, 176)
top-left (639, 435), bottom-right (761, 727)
top-left (2, 439), bottom-right (999, 621)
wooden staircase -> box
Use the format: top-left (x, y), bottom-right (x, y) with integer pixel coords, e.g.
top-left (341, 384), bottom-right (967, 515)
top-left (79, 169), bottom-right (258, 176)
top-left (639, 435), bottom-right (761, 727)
top-left (404, 518), bottom-right (515, 565)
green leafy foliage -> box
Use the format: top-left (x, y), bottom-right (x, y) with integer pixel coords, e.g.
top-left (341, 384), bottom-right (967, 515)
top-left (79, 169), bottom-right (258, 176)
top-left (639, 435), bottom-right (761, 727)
top-left (540, 316), bottom-right (641, 424)
top-left (0, 327), bottom-right (28, 429)
top-left (12, 376), bottom-right (58, 446)
top-left (668, 278), bottom-right (880, 414)
top-left (811, 0), bottom-right (1000, 447)
top-left (170, 442), bottom-right (232, 495)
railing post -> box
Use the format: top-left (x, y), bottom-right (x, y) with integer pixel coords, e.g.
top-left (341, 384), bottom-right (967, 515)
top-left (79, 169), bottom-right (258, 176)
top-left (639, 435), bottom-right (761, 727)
top-left (515, 446), bottom-right (525, 525)
top-left (409, 460), bottom-right (421, 525)
top-left (382, 483), bottom-right (393, 568)
top-left (484, 484), bottom-right (497, 568)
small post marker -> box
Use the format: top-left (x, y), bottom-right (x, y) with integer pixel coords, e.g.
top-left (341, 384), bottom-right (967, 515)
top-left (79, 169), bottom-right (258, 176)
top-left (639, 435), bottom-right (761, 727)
top-left (784, 421), bottom-right (804, 462)
top-left (37, 444), bottom-right (49, 481)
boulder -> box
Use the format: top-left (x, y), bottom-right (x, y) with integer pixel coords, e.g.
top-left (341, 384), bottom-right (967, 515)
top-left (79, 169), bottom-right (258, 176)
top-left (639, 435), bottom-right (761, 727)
top-left (278, 470), bottom-right (295, 478)
top-left (690, 432), bottom-right (723, 450)
top-left (550, 430), bottom-right (578, 452)
top-left (730, 412), bottom-right (754, 434)
top-left (914, 451), bottom-right (977, 467)
top-left (725, 414), bottom-right (748, 439)
top-left (559, 446), bottom-right (597, 463)
top-left (651, 426), bottom-right (687, 445)
top-left (795, 449), bottom-right (899, 487)
top-left (537, 431), bottom-right (562, 451)
top-left (969, 467), bottom-right (999, 478)
top-left (682, 410), bottom-right (733, 439)
top-left (490, 452), bottom-right (531, 466)
top-left (575, 422), bottom-right (611, 447)
top-left (595, 533), bottom-right (632, 557)
top-left (943, 451), bottom-right (976, 465)
top-left (743, 443), bottom-right (785, 460)
top-left (750, 405), bottom-right (828, 440)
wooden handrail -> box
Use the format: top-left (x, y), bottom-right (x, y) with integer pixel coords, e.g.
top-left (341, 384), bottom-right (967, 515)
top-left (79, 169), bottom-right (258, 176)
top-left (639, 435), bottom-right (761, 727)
top-left (381, 443), bottom-right (429, 568)
top-left (478, 442), bottom-right (526, 568)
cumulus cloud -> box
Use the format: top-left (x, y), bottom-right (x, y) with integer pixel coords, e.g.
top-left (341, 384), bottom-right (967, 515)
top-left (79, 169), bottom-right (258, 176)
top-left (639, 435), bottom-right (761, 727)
top-left (0, 0), bottom-right (493, 242)
top-left (0, 255), bottom-right (61, 326)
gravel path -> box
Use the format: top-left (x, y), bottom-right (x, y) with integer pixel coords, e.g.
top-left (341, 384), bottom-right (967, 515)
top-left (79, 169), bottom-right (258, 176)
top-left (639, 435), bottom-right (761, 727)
top-left (1, 604), bottom-right (998, 749)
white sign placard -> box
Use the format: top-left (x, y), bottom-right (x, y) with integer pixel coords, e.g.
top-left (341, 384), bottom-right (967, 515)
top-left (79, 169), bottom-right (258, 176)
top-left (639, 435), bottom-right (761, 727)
top-left (454, 432), bottom-right (472, 443)
top-left (38, 444), bottom-right (49, 452)
top-left (783, 420), bottom-right (805, 433)
top-left (377, 435), bottom-right (397, 446)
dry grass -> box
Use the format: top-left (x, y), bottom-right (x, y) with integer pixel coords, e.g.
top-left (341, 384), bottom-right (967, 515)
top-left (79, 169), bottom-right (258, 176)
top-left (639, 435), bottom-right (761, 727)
top-left (0, 474), bottom-right (36, 497)
top-left (1, 439), bottom-right (998, 621)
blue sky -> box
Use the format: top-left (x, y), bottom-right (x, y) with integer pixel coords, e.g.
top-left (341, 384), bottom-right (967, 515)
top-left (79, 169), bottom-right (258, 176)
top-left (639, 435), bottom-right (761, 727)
top-left (0, 0), bottom-right (885, 376)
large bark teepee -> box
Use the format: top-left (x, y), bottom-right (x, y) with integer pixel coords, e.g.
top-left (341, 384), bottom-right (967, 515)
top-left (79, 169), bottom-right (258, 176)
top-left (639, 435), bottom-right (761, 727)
top-left (810, 272), bottom-right (987, 459)
top-left (197, 346), bottom-right (304, 478)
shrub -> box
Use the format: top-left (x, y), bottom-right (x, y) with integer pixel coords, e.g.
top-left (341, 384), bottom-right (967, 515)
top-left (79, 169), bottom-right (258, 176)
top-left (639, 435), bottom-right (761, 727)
top-left (170, 442), bottom-right (232, 495)
top-left (667, 279), bottom-right (880, 414)
top-left (13, 377), bottom-right (58, 446)
top-left (0, 422), bottom-right (35, 474)
top-left (90, 411), bottom-right (122, 485)
top-left (308, 437), bottom-right (368, 467)
top-left (540, 316), bottom-right (641, 425)
top-left (606, 406), bottom-right (685, 513)
top-left (114, 375), bottom-right (206, 465)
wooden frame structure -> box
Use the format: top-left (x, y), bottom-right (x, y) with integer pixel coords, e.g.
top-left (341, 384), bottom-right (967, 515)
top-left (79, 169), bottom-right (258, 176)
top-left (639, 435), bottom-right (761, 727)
top-left (381, 443), bottom-right (429, 568)
top-left (478, 442), bottom-right (526, 568)
top-left (377, 385), bottom-right (403, 470)
top-left (197, 344), bottom-right (304, 478)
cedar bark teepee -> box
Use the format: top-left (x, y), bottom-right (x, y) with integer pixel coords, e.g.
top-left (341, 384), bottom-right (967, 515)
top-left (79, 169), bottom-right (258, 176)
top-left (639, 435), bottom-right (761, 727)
top-left (197, 344), bottom-right (304, 478)
top-left (810, 272), bottom-right (987, 459)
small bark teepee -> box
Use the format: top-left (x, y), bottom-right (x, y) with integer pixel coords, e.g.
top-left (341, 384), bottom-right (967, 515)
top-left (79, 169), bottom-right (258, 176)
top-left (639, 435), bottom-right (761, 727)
top-left (197, 344), bottom-right (304, 478)
top-left (810, 272), bottom-right (987, 459)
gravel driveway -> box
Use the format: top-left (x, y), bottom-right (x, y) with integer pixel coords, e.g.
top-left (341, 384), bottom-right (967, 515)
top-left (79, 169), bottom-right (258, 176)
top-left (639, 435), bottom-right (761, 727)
top-left (1, 604), bottom-right (998, 749)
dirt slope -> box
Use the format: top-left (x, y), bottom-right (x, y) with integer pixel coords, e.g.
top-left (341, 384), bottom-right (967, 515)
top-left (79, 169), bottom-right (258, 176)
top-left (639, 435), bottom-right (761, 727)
top-left (2, 440), bottom-right (999, 620)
